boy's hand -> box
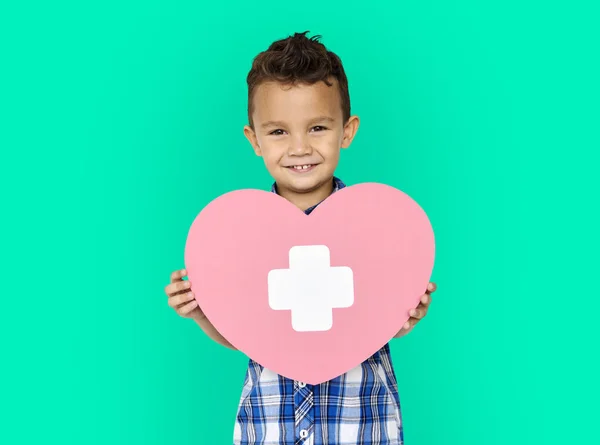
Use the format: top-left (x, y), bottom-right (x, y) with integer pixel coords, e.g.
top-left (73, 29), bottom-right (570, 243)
top-left (394, 282), bottom-right (436, 338)
top-left (165, 269), bottom-right (204, 320)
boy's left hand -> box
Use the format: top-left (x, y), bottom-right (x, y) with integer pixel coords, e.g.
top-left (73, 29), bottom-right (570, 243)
top-left (394, 282), bottom-right (437, 338)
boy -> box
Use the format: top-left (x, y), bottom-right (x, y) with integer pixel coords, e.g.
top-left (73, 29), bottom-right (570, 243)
top-left (165, 31), bottom-right (437, 445)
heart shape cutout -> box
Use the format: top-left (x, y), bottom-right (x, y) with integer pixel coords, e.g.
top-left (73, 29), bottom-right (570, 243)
top-left (184, 183), bottom-right (435, 384)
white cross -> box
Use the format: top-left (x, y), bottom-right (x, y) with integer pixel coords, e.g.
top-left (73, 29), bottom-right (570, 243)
top-left (267, 245), bottom-right (354, 332)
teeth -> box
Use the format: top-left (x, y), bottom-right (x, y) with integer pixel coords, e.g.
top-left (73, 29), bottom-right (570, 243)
top-left (292, 165), bottom-right (312, 170)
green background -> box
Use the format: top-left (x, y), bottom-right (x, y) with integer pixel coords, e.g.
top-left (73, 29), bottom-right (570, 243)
top-left (1, 1), bottom-right (598, 444)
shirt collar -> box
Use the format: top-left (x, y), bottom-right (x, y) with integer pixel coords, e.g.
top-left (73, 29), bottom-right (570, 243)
top-left (271, 177), bottom-right (346, 215)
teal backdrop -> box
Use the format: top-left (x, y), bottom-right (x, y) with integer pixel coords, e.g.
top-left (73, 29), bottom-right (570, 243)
top-left (1, 1), bottom-right (598, 444)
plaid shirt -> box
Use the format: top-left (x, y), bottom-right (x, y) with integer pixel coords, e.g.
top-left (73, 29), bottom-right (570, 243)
top-left (233, 178), bottom-right (404, 445)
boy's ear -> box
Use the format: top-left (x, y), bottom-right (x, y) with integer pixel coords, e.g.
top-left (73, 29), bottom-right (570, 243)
top-left (341, 115), bottom-right (360, 149)
top-left (243, 125), bottom-right (262, 156)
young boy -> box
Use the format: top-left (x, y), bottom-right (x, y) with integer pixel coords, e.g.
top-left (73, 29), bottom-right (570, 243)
top-left (165, 31), bottom-right (437, 445)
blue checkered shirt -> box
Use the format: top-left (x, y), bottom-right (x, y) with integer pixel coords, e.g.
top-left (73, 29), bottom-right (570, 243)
top-left (233, 178), bottom-right (404, 445)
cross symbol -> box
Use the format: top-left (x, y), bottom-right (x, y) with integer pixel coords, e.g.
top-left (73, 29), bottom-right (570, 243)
top-left (267, 245), bottom-right (355, 332)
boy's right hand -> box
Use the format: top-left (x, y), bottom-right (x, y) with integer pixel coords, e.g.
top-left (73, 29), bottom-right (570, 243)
top-left (165, 269), bottom-right (204, 320)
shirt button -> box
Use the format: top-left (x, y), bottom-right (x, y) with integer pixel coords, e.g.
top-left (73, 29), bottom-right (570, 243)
top-left (298, 381), bottom-right (306, 388)
top-left (300, 429), bottom-right (308, 439)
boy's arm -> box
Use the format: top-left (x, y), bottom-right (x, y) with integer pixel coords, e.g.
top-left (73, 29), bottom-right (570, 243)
top-left (166, 269), bottom-right (237, 350)
top-left (192, 312), bottom-right (237, 350)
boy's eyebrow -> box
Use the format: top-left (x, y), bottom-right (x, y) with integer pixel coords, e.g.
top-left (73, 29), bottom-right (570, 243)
top-left (261, 120), bottom-right (286, 129)
top-left (261, 116), bottom-right (335, 129)
top-left (308, 116), bottom-right (335, 125)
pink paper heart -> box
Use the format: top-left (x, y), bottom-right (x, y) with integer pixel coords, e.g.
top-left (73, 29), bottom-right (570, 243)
top-left (184, 183), bottom-right (435, 384)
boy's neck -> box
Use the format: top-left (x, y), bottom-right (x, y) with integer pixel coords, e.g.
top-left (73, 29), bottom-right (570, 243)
top-left (276, 178), bottom-right (335, 211)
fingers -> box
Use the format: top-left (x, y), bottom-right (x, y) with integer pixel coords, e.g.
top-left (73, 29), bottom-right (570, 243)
top-left (420, 282), bottom-right (436, 305)
top-left (170, 269), bottom-right (187, 283)
top-left (177, 299), bottom-right (199, 316)
top-left (409, 306), bottom-right (427, 319)
top-left (402, 299), bottom-right (431, 330)
top-left (401, 318), bottom-right (416, 331)
top-left (166, 269), bottom-right (199, 318)
top-left (402, 314), bottom-right (423, 331)
top-left (165, 279), bottom-right (192, 296)
top-left (168, 291), bottom-right (199, 317)
top-left (398, 284), bottom-right (436, 336)
top-left (168, 292), bottom-right (195, 308)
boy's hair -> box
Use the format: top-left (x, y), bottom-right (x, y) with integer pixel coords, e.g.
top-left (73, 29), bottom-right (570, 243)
top-left (246, 31), bottom-right (351, 128)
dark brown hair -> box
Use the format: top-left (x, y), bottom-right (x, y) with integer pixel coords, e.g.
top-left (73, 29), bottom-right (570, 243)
top-left (246, 31), bottom-right (351, 128)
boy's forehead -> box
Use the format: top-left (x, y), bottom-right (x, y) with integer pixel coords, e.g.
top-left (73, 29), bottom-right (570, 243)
top-left (252, 80), bottom-right (343, 124)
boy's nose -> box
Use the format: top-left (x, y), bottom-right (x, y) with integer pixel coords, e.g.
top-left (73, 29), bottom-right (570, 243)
top-left (288, 135), bottom-right (313, 156)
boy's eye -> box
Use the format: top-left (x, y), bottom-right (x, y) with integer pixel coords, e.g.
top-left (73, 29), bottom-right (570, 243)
top-left (269, 126), bottom-right (327, 135)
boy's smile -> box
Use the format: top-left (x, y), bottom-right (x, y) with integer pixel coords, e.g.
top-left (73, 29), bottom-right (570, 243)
top-left (286, 164), bottom-right (316, 172)
top-left (244, 79), bottom-right (359, 211)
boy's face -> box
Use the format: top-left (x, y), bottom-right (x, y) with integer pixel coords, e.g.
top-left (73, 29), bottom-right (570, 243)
top-left (244, 79), bottom-right (359, 205)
